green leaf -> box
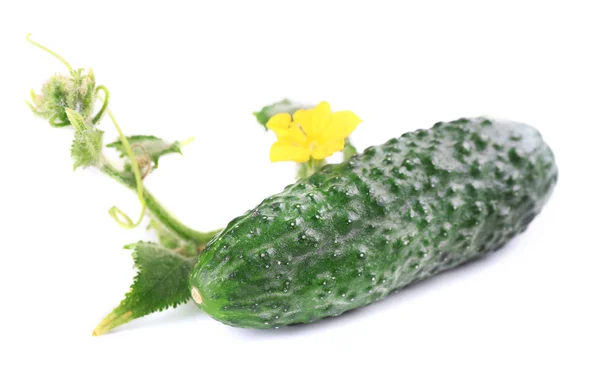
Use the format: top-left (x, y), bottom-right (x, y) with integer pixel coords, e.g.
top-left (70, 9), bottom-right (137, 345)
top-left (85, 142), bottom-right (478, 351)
top-left (93, 242), bottom-right (196, 336)
top-left (107, 135), bottom-right (182, 168)
top-left (253, 99), bottom-right (309, 130)
top-left (65, 108), bottom-right (86, 131)
top-left (66, 108), bottom-right (103, 170)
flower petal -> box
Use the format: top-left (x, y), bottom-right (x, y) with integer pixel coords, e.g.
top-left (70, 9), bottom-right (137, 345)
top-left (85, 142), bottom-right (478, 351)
top-left (325, 110), bottom-right (362, 141)
top-left (309, 101), bottom-right (332, 138)
top-left (310, 138), bottom-right (345, 160)
top-left (292, 108), bottom-right (312, 136)
top-left (293, 102), bottom-right (333, 139)
top-left (267, 113), bottom-right (306, 144)
top-left (266, 112), bottom-right (291, 132)
top-left (270, 140), bottom-right (311, 163)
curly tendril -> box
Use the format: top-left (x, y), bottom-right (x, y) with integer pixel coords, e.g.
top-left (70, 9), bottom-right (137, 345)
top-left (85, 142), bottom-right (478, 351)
top-left (93, 85), bottom-right (110, 124)
top-left (106, 109), bottom-right (147, 229)
top-left (26, 34), bottom-right (74, 73)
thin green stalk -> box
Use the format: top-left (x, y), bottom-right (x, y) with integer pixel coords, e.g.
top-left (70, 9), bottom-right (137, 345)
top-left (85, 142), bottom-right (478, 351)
top-left (309, 158), bottom-right (326, 175)
top-left (101, 163), bottom-right (221, 245)
top-left (106, 110), bottom-right (147, 229)
top-left (343, 138), bottom-right (358, 161)
top-left (297, 158), bottom-right (326, 179)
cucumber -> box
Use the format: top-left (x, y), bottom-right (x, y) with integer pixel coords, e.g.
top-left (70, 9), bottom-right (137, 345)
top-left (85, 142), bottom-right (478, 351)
top-left (189, 117), bottom-right (557, 328)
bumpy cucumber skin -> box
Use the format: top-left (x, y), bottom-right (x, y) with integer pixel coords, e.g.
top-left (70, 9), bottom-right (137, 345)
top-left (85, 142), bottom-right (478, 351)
top-left (189, 118), bottom-right (557, 328)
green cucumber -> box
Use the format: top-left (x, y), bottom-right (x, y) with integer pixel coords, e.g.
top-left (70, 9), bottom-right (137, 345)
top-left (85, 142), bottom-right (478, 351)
top-left (189, 117), bottom-right (557, 328)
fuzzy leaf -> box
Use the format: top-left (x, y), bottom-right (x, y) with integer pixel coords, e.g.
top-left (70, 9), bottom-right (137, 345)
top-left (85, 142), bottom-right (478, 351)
top-left (93, 242), bottom-right (196, 336)
top-left (106, 135), bottom-right (182, 168)
top-left (253, 99), bottom-right (309, 130)
top-left (65, 108), bottom-right (86, 131)
top-left (66, 109), bottom-right (103, 170)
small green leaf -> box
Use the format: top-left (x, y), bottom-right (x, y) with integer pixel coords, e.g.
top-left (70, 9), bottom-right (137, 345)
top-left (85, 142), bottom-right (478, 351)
top-left (66, 108), bottom-right (103, 170)
top-left (65, 108), bottom-right (86, 131)
top-left (93, 242), bottom-right (196, 336)
top-left (107, 135), bottom-right (182, 168)
top-left (253, 99), bottom-right (309, 130)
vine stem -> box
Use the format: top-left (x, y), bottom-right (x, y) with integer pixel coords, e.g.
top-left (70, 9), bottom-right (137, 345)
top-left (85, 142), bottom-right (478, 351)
top-left (100, 163), bottom-right (221, 245)
top-left (99, 96), bottom-right (220, 243)
top-left (27, 33), bottom-right (221, 246)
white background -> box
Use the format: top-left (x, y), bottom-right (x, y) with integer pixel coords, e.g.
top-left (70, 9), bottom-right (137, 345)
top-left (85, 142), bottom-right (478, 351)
top-left (1, 1), bottom-right (599, 385)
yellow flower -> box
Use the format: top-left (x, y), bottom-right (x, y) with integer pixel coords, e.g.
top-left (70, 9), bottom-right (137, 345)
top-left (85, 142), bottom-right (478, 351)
top-left (266, 101), bottom-right (362, 162)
